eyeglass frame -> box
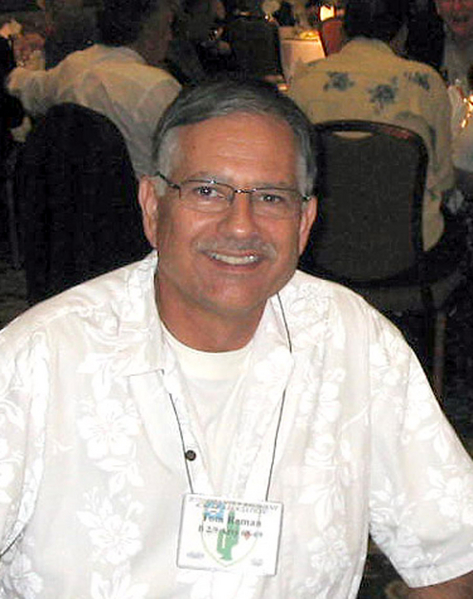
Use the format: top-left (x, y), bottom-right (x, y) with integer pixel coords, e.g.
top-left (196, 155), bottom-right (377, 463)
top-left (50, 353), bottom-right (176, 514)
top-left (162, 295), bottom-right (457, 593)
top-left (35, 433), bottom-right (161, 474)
top-left (153, 171), bottom-right (312, 219)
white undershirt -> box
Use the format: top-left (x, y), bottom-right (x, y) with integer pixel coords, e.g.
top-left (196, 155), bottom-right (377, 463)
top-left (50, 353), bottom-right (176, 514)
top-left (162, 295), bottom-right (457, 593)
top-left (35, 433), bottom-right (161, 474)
top-left (163, 328), bottom-right (253, 493)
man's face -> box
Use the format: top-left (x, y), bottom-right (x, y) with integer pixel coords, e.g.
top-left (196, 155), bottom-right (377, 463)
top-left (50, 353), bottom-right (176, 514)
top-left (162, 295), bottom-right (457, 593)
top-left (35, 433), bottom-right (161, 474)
top-left (140, 112), bottom-right (316, 336)
top-left (436, 0), bottom-right (473, 43)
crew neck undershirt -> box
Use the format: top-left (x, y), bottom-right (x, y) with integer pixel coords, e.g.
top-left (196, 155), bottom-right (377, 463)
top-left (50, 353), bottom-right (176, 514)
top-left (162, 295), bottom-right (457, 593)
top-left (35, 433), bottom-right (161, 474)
top-left (163, 327), bottom-right (253, 493)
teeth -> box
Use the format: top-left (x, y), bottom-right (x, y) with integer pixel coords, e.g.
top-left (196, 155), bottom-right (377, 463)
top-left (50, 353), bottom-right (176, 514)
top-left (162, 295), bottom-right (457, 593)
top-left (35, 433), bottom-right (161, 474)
top-left (209, 252), bottom-right (259, 265)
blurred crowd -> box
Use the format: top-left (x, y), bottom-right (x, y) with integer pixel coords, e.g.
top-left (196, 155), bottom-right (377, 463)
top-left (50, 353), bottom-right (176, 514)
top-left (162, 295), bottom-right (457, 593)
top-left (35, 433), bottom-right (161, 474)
top-left (2, 0), bottom-right (473, 247)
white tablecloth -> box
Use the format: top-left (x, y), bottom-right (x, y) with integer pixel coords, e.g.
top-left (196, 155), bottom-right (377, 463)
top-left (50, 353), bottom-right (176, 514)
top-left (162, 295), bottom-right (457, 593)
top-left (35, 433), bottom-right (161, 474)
top-left (279, 33), bottom-right (325, 83)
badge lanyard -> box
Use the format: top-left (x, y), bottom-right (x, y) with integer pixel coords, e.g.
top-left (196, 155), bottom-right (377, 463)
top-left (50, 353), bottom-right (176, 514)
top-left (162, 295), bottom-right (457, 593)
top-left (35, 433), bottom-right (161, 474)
top-left (169, 293), bottom-right (291, 576)
top-left (168, 292), bottom-right (292, 500)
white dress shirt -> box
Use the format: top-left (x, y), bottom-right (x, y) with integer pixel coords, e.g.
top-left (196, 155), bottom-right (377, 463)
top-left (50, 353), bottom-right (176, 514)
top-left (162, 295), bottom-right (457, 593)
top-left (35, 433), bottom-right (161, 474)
top-left (7, 44), bottom-right (181, 178)
top-left (1, 252), bottom-right (473, 598)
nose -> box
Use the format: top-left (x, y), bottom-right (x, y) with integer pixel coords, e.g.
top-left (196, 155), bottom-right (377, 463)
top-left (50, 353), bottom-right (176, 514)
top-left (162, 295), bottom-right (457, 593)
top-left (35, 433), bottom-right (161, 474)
top-left (218, 191), bottom-right (259, 237)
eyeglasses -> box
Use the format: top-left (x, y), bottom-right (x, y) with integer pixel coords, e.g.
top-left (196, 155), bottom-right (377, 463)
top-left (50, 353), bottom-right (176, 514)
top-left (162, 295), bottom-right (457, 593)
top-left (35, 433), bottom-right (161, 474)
top-left (154, 172), bottom-right (310, 220)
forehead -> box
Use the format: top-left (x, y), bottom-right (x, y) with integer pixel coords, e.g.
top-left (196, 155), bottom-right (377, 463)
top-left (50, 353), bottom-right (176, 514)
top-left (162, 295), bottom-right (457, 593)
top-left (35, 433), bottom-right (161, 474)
top-left (170, 112), bottom-right (300, 182)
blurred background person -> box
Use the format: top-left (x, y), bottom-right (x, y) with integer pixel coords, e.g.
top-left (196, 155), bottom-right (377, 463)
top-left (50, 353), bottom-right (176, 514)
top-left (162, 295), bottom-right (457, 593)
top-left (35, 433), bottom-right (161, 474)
top-left (289, 0), bottom-right (466, 278)
top-left (7, 0), bottom-right (181, 179)
top-left (166, 0), bottom-right (233, 82)
top-left (406, 0), bottom-right (473, 91)
top-left (435, 0), bottom-right (473, 90)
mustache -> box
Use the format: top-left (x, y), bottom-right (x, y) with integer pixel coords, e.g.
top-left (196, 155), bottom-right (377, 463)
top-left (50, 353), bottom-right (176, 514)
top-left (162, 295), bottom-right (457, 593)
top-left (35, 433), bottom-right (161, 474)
top-left (195, 236), bottom-right (277, 259)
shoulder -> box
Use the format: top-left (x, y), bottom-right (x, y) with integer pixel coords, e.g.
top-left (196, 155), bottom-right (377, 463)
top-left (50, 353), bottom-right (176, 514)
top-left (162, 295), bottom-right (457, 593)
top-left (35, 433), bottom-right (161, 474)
top-left (275, 271), bottom-right (413, 380)
top-left (0, 255), bottom-right (154, 363)
top-left (399, 54), bottom-right (447, 87)
top-left (92, 54), bottom-right (180, 92)
top-left (137, 65), bottom-right (181, 91)
top-left (281, 270), bottom-right (401, 339)
top-left (289, 39), bottom-right (371, 95)
top-left (291, 47), bottom-right (346, 80)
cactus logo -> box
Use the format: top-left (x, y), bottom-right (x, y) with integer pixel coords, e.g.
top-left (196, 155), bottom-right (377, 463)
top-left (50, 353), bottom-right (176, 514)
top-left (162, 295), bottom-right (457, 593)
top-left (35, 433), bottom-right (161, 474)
top-left (217, 510), bottom-right (240, 561)
top-left (200, 506), bottom-right (261, 567)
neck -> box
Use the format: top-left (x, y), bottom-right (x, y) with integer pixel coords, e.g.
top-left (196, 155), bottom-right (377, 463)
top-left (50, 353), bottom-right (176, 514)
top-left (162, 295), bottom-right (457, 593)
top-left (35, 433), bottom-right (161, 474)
top-left (156, 290), bottom-right (265, 352)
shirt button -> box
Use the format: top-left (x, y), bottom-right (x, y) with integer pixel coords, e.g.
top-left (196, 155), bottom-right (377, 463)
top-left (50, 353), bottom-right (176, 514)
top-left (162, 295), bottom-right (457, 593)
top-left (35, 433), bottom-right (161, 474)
top-left (185, 449), bottom-right (197, 461)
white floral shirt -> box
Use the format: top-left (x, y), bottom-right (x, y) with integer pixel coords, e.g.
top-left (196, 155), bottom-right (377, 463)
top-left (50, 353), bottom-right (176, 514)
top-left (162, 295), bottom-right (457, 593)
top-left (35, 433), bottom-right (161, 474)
top-left (1, 252), bottom-right (473, 599)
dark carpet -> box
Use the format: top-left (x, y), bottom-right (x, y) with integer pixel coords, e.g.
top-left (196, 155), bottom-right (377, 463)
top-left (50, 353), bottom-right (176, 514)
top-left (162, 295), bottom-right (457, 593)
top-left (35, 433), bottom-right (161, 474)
top-left (0, 237), bottom-right (472, 599)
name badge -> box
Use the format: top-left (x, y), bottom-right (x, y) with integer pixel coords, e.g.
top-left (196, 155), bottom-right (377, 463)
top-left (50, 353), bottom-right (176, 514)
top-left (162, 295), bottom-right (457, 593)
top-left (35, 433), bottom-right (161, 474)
top-left (177, 493), bottom-right (283, 576)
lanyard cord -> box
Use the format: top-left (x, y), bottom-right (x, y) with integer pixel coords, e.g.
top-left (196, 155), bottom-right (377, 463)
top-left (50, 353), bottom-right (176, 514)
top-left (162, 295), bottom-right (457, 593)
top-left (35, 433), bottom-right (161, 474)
top-left (264, 292), bottom-right (292, 501)
top-left (168, 292), bottom-right (292, 501)
top-left (169, 392), bottom-right (195, 494)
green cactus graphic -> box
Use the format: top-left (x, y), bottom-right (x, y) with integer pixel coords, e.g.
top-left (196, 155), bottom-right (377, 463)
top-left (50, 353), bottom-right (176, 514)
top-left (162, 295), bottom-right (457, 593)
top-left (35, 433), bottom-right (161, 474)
top-left (216, 511), bottom-right (240, 561)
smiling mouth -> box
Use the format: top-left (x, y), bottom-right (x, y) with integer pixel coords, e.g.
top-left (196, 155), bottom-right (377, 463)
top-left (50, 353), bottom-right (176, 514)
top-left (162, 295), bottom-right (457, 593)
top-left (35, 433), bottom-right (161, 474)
top-left (208, 251), bottom-right (260, 265)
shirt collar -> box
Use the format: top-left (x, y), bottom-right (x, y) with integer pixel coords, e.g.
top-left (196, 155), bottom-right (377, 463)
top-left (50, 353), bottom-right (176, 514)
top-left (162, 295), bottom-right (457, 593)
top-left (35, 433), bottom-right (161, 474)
top-left (114, 252), bottom-right (293, 380)
top-left (346, 36), bottom-right (396, 56)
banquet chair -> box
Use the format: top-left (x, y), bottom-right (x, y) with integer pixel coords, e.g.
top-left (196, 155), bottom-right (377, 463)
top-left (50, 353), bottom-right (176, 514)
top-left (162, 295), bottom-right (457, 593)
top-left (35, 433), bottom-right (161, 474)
top-left (14, 102), bottom-right (149, 305)
top-left (299, 120), bottom-right (466, 398)
top-left (318, 16), bottom-right (345, 56)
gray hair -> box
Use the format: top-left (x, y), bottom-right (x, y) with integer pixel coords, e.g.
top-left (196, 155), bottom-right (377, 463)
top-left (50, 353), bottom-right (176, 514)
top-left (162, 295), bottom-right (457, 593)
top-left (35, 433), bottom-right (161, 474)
top-left (152, 78), bottom-right (317, 196)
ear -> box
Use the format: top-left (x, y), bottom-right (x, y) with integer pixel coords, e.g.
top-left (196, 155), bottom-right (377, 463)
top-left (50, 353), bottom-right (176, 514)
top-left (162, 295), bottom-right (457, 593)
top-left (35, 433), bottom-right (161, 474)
top-left (138, 177), bottom-right (161, 249)
top-left (298, 195), bottom-right (317, 255)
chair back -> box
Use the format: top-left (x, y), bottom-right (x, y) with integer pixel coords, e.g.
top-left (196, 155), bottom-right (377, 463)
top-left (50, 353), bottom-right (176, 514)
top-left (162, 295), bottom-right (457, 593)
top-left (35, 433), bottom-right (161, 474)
top-left (300, 120), bottom-right (429, 284)
top-left (318, 16), bottom-right (345, 56)
top-left (15, 102), bottom-right (149, 304)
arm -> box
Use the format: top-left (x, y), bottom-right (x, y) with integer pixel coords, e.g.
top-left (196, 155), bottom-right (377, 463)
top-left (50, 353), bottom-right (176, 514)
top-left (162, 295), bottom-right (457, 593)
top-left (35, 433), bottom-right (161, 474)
top-left (408, 571), bottom-right (473, 598)
top-left (367, 315), bottom-right (473, 592)
top-left (0, 328), bottom-right (47, 557)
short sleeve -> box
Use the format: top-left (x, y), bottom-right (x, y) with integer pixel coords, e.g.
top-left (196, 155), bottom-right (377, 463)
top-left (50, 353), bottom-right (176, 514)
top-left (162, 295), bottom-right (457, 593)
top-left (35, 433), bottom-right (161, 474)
top-left (368, 323), bottom-right (473, 587)
top-left (0, 327), bottom-right (48, 558)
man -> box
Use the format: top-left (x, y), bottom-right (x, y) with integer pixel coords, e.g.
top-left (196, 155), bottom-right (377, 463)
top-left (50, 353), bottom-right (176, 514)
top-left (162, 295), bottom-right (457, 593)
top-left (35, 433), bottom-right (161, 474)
top-left (289, 0), bottom-right (456, 257)
top-left (7, 0), bottom-right (181, 178)
top-left (1, 79), bottom-right (473, 598)
top-left (434, 0), bottom-right (473, 89)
